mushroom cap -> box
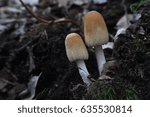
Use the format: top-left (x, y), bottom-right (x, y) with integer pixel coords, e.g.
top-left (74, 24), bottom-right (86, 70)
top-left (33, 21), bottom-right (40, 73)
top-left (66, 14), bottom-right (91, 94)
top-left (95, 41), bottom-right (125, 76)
top-left (84, 11), bottom-right (109, 47)
top-left (65, 33), bottom-right (89, 62)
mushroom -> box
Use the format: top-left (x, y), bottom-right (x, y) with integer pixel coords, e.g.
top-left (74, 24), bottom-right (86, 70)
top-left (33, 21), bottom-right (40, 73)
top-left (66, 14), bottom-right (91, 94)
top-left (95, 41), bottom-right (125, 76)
top-left (84, 11), bottom-right (109, 76)
top-left (65, 33), bottom-right (91, 86)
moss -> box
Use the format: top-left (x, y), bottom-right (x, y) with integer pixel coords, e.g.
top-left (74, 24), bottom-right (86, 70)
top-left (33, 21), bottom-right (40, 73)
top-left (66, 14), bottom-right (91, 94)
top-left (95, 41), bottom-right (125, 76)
top-left (130, 0), bottom-right (150, 13)
top-left (84, 79), bottom-right (138, 100)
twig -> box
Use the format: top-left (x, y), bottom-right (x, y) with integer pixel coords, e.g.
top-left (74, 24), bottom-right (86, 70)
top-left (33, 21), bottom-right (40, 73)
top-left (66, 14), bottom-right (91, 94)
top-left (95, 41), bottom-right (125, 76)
top-left (70, 84), bottom-right (86, 92)
top-left (19, 0), bottom-right (80, 27)
top-left (27, 46), bottom-right (35, 73)
top-left (1, 79), bottom-right (15, 86)
top-left (43, 30), bottom-right (48, 41)
top-left (4, 67), bottom-right (18, 81)
top-left (19, 0), bottom-right (49, 24)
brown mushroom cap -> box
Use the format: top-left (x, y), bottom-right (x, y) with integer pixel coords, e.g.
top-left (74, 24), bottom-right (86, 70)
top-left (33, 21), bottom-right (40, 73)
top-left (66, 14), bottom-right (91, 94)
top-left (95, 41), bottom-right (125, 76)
top-left (84, 11), bottom-right (109, 47)
top-left (65, 33), bottom-right (89, 62)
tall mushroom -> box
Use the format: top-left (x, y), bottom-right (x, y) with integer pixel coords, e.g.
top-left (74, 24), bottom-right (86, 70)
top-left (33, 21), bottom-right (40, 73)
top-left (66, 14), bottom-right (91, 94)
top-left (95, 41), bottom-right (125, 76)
top-left (84, 11), bottom-right (109, 76)
top-left (65, 33), bottom-right (91, 86)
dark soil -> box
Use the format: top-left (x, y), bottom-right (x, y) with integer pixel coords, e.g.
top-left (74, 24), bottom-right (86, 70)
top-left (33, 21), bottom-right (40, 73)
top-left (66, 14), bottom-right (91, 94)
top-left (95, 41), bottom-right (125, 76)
top-left (0, 0), bottom-right (149, 100)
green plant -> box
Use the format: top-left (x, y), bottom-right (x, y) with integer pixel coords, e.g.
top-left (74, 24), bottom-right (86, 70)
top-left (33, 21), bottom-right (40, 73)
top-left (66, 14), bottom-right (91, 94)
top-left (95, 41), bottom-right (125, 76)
top-left (84, 80), bottom-right (138, 100)
top-left (130, 0), bottom-right (150, 13)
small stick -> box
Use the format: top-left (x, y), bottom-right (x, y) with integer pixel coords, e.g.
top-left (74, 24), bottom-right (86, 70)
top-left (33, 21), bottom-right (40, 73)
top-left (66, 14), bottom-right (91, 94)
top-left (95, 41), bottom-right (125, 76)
top-left (19, 0), bottom-right (48, 24)
top-left (19, 0), bottom-right (80, 27)
top-left (4, 67), bottom-right (18, 81)
top-left (27, 46), bottom-right (35, 73)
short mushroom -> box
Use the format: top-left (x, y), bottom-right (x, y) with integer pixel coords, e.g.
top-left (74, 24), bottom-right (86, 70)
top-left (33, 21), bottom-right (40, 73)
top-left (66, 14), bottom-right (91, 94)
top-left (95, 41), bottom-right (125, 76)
top-left (84, 11), bottom-right (109, 76)
top-left (65, 33), bottom-right (91, 86)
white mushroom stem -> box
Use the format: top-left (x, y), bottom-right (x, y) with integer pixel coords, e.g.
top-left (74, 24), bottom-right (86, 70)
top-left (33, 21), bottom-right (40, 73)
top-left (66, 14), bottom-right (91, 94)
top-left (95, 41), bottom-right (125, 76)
top-left (95, 45), bottom-right (106, 76)
top-left (76, 60), bottom-right (91, 87)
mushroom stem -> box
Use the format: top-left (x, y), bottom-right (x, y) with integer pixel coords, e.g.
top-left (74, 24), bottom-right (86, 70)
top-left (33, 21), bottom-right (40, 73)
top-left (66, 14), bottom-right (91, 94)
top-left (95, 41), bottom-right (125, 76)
top-left (76, 60), bottom-right (91, 87)
top-left (95, 45), bottom-right (106, 76)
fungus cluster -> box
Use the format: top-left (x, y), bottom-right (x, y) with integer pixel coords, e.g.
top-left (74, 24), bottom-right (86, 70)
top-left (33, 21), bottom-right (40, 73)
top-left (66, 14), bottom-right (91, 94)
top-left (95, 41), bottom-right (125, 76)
top-left (19, 0), bottom-right (109, 88)
top-left (65, 11), bottom-right (109, 87)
